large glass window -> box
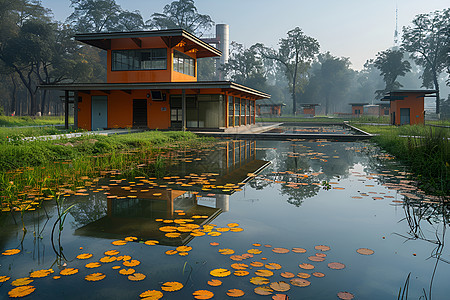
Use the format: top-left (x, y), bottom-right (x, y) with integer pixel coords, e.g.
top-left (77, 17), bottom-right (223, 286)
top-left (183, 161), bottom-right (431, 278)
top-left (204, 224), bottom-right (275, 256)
top-left (241, 99), bottom-right (246, 125)
top-left (112, 49), bottom-right (167, 71)
top-left (173, 50), bottom-right (195, 76)
top-left (228, 96), bottom-right (234, 127)
top-left (247, 100), bottom-right (251, 124)
top-left (234, 98), bottom-right (240, 126)
top-left (250, 102), bottom-right (254, 124)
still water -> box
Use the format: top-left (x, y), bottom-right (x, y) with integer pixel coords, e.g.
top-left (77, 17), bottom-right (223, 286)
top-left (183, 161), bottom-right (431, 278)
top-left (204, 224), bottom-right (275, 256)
top-left (0, 139), bottom-right (448, 299)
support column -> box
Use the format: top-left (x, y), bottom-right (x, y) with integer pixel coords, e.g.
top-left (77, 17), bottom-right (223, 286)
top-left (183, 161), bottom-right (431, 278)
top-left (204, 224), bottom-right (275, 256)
top-left (182, 89), bottom-right (186, 132)
top-left (64, 90), bottom-right (69, 130)
top-left (74, 91), bottom-right (79, 130)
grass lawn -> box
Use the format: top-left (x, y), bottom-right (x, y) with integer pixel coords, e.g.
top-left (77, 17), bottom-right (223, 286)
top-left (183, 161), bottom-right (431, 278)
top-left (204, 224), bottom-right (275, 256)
top-left (0, 115), bottom-right (73, 127)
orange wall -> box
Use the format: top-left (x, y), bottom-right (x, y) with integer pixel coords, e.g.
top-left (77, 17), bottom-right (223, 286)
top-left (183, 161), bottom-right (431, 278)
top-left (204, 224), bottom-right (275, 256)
top-left (77, 90), bottom-right (171, 130)
top-left (390, 93), bottom-right (424, 125)
top-left (303, 107), bottom-right (315, 115)
top-left (106, 37), bottom-right (197, 83)
top-left (352, 105), bottom-right (364, 116)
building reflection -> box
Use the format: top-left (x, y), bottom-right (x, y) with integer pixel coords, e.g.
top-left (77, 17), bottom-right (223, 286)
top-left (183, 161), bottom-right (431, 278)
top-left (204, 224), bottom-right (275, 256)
top-left (74, 140), bottom-right (270, 246)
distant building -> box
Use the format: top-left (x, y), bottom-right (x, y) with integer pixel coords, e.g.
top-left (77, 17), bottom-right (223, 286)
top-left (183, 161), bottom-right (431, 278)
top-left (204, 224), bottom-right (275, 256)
top-left (300, 104), bottom-right (320, 117)
top-left (40, 29), bottom-right (269, 131)
top-left (381, 90), bottom-right (437, 125)
top-left (256, 100), bottom-right (285, 116)
top-left (349, 103), bottom-right (369, 117)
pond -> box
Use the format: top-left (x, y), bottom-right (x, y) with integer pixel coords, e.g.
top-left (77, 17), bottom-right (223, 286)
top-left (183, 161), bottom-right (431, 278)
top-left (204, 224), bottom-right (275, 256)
top-left (0, 138), bottom-right (448, 299)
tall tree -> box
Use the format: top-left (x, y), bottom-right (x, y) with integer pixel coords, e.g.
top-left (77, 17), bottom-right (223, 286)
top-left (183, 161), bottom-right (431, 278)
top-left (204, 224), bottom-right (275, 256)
top-left (402, 8), bottom-right (450, 114)
top-left (256, 27), bottom-right (319, 114)
top-left (67, 0), bottom-right (144, 33)
top-left (373, 49), bottom-right (411, 98)
top-left (146, 0), bottom-right (213, 36)
top-left (221, 42), bottom-right (267, 90)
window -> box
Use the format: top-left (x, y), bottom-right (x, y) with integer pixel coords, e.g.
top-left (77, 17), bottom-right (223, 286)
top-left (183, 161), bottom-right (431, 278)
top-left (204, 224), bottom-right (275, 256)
top-left (234, 98), bottom-right (240, 126)
top-left (228, 96), bottom-right (234, 126)
top-left (241, 99), bottom-right (246, 125)
top-left (173, 50), bottom-right (195, 76)
top-left (112, 49), bottom-right (167, 71)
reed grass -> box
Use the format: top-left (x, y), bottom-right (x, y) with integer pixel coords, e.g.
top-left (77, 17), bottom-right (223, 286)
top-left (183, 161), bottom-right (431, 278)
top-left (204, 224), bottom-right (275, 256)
top-left (0, 116), bottom-right (72, 127)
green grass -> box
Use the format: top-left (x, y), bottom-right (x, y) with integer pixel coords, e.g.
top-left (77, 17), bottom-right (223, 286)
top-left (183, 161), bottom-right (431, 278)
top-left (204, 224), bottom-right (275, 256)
top-left (0, 126), bottom-right (82, 143)
top-left (0, 131), bottom-right (214, 212)
top-left (353, 124), bottom-right (449, 196)
top-left (0, 116), bottom-right (73, 127)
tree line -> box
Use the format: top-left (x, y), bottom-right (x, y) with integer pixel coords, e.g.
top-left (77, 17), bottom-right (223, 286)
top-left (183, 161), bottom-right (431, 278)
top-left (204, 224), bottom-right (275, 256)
top-left (0, 0), bottom-right (448, 117)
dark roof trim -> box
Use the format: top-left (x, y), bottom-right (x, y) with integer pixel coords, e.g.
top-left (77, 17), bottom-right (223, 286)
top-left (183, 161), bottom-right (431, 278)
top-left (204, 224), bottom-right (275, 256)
top-left (349, 103), bottom-right (369, 105)
top-left (381, 89), bottom-right (437, 101)
top-left (300, 103), bottom-right (320, 107)
top-left (39, 81), bottom-right (270, 99)
top-left (75, 29), bottom-right (222, 58)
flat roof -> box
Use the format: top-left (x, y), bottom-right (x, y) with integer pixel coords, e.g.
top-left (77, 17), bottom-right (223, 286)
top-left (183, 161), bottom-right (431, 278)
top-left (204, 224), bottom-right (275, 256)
top-left (75, 29), bottom-right (222, 58)
top-left (381, 89), bottom-right (437, 101)
top-left (300, 103), bottom-right (320, 107)
top-left (39, 81), bottom-right (270, 100)
top-left (349, 103), bottom-right (369, 106)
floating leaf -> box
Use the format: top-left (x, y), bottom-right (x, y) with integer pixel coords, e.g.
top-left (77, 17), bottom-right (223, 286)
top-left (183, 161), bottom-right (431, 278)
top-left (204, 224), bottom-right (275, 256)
top-left (250, 261), bottom-right (264, 267)
top-left (230, 255), bottom-right (244, 261)
top-left (337, 291), bottom-right (355, 299)
top-left (247, 249), bottom-right (262, 255)
top-left (2, 249), bottom-right (20, 256)
top-left (272, 294), bottom-right (289, 300)
top-left (292, 248), bottom-right (307, 253)
top-left (176, 246), bottom-right (192, 252)
top-left (315, 245), bottom-right (330, 251)
top-left (159, 226), bottom-right (178, 232)
top-left (104, 250), bottom-right (120, 256)
top-left (208, 232), bottom-right (221, 237)
top-left (8, 286), bottom-right (35, 298)
top-left (270, 281), bottom-right (290, 292)
top-left (112, 240), bottom-right (127, 246)
top-left (308, 256), bottom-right (325, 262)
top-left (85, 273), bottom-right (106, 282)
top-left (0, 276), bottom-right (11, 282)
top-left (250, 276), bottom-right (270, 285)
top-left (144, 240), bottom-right (159, 246)
top-left (193, 290), bottom-right (214, 299)
top-left (119, 268), bottom-right (135, 275)
top-left (85, 262), bottom-right (101, 269)
top-left (290, 278), bottom-right (311, 287)
top-left (124, 236), bottom-right (138, 242)
top-left (210, 268), bottom-right (231, 277)
top-left (139, 290), bottom-right (163, 299)
top-left (207, 279), bottom-right (222, 286)
top-left (161, 281), bottom-right (183, 292)
top-left (165, 232), bottom-right (181, 238)
top-left (123, 259), bottom-right (141, 267)
top-left (230, 227), bottom-right (244, 232)
top-left (299, 263), bottom-right (315, 270)
top-left (231, 263), bottom-right (248, 270)
top-left (297, 273), bottom-right (311, 279)
top-left (316, 253), bottom-right (327, 258)
top-left (100, 256), bottom-right (117, 263)
top-left (328, 262), bottom-right (345, 270)
top-left (11, 278), bottom-right (33, 287)
top-left (227, 289), bottom-right (245, 297)
top-left (272, 248), bottom-right (289, 254)
top-left (76, 253), bottom-right (93, 260)
top-left (165, 250), bottom-right (178, 255)
top-left (280, 272), bottom-right (295, 278)
top-left (312, 272), bottom-right (325, 278)
top-left (254, 269), bottom-right (274, 277)
top-left (254, 286), bottom-right (273, 295)
top-left (209, 242), bottom-right (219, 246)
top-left (128, 273), bottom-right (146, 281)
top-left (60, 268), bottom-right (79, 276)
top-left (30, 269), bottom-right (53, 278)
top-left (234, 270), bottom-right (249, 276)
top-left (356, 248), bottom-right (374, 255)
top-left (219, 248), bottom-right (235, 255)
top-left (265, 263), bottom-right (282, 270)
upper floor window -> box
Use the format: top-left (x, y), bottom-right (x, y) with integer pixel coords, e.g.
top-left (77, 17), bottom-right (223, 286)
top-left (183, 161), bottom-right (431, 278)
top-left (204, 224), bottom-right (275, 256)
top-left (173, 50), bottom-right (195, 76)
top-left (112, 49), bottom-right (167, 71)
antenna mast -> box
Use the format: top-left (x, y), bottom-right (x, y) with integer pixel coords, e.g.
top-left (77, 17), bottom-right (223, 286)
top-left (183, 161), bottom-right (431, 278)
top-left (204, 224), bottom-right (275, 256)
top-left (394, 6), bottom-right (399, 47)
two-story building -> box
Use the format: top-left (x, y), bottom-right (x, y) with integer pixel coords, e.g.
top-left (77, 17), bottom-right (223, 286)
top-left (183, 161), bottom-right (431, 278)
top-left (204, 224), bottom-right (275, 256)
top-left (41, 29), bottom-right (270, 131)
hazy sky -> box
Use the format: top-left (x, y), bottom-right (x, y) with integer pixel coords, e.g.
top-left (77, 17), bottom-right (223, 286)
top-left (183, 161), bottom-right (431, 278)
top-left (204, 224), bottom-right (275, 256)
top-left (40, 0), bottom-right (449, 70)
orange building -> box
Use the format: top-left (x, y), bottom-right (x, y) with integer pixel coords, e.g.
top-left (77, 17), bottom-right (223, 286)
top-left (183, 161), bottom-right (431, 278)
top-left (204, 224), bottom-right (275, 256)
top-left (381, 90), bottom-right (436, 125)
top-left (256, 101), bottom-right (285, 116)
top-left (300, 104), bottom-right (320, 117)
top-left (40, 29), bottom-right (269, 131)
top-left (349, 103), bottom-right (368, 117)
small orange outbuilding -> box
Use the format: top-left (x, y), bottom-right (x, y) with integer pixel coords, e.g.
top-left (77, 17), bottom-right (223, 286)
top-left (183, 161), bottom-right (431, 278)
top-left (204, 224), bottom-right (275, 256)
top-left (300, 104), bottom-right (320, 117)
top-left (381, 90), bottom-right (436, 125)
top-left (349, 103), bottom-right (368, 117)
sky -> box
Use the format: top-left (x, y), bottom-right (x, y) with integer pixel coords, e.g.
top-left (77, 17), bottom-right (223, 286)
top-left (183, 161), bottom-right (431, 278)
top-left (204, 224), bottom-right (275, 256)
top-left (40, 0), bottom-right (449, 70)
